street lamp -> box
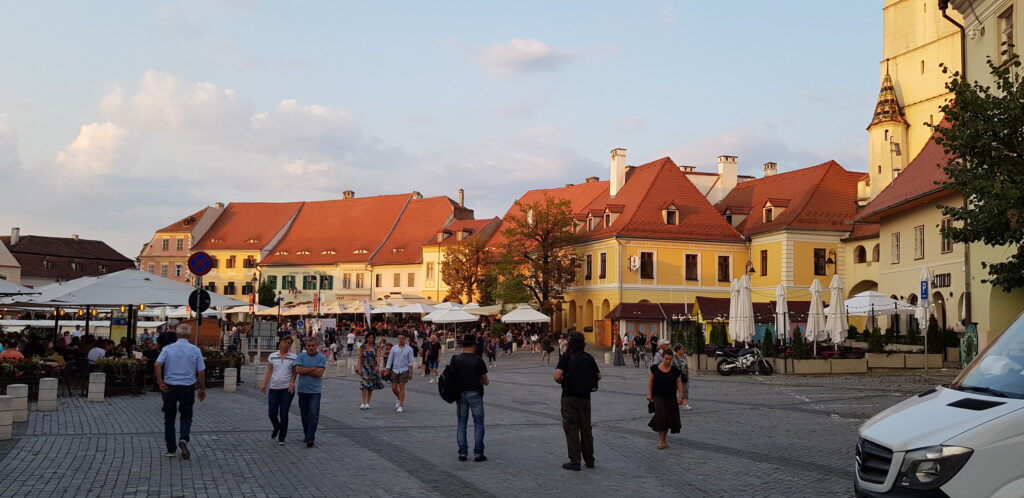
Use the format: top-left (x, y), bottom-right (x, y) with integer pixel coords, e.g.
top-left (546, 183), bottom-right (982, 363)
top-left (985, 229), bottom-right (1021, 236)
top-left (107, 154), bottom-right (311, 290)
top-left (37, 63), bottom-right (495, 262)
top-left (825, 249), bottom-right (838, 275)
top-left (276, 290), bottom-right (284, 330)
top-left (249, 274), bottom-right (259, 344)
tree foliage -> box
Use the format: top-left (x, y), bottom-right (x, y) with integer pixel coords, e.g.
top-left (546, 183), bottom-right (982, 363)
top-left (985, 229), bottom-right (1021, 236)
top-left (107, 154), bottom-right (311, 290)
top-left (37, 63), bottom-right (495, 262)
top-left (481, 252), bottom-right (533, 310)
top-left (934, 47), bottom-right (1024, 291)
top-left (257, 280), bottom-right (276, 308)
top-left (440, 235), bottom-right (491, 304)
top-left (499, 194), bottom-right (580, 317)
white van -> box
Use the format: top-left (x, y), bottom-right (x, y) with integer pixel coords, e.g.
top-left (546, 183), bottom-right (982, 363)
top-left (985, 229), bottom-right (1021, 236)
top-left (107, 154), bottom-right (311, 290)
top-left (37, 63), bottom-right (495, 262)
top-left (854, 312), bottom-right (1024, 497)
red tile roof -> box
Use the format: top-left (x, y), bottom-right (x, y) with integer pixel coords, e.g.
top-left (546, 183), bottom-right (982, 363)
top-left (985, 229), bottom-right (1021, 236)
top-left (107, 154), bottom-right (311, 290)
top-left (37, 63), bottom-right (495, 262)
top-left (579, 157), bottom-right (744, 243)
top-left (155, 208), bottom-right (210, 233)
top-left (716, 160), bottom-right (863, 236)
top-left (192, 202), bottom-right (303, 251)
top-left (842, 223), bottom-right (880, 241)
top-left (425, 218), bottom-right (502, 248)
top-left (1, 235), bottom-right (134, 281)
top-left (369, 196), bottom-right (474, 265)
top-left (486, 181), bottom-right (609, 250)
top-left (852, 137), bottom-right (954, 223)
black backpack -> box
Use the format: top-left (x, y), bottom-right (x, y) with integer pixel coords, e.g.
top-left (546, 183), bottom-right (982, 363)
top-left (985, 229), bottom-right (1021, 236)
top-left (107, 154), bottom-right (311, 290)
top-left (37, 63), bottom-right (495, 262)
top-left (438, 357), bottom-right (460, 403)
top-left (565, 353), bottom-right (599, 395)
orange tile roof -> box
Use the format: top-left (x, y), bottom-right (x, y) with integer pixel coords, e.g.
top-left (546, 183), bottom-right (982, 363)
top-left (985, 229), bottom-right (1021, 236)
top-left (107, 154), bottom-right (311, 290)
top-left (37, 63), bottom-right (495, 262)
top-left (156, 208), bottom-right (209, 233)
top-left (842, 223), bottom-right (880, 241)
top-left (260, 194), bottom-right (412, 266)
top-left (579, 157), bottom-right (744, 243)
top-left (486, 181), bottom-right (609, 250)
top-left (716, 160), bottom-right (863, 236)
top-left (425, 218), bottom-right (502, 247)
top-left (192, 202), bottom-right (303, 251)
top-left (852, 137), bottom-right (954, 223)
top-left (369, 196), bottom-right (473, 265)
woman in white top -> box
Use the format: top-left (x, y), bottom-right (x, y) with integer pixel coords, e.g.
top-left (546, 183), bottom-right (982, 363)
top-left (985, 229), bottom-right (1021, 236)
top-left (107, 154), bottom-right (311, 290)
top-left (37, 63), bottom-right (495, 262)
top-left (261, 336), bottom-right (297, 445)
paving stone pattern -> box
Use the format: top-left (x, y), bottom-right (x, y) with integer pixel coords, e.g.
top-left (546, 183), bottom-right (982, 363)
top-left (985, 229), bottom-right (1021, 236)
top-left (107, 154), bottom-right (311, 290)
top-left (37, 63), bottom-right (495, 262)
top-left (0, 351), bottom-right (957, 497)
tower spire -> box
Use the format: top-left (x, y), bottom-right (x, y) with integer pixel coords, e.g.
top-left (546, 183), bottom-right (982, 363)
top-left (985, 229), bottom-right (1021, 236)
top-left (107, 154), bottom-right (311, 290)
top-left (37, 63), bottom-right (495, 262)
top-left (867, 64), bottom-right (906, 129)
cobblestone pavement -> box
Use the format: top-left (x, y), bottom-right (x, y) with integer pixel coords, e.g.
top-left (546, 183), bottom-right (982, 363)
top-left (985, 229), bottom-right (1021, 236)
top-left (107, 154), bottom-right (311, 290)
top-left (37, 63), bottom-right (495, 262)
top-left (0, 351), bottom-right (958, 497)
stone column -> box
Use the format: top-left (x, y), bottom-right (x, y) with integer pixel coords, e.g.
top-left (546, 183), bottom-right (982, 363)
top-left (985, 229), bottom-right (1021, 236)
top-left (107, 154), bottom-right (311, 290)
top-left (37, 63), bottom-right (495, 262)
top-left (7, 384), bottom-right (28, 422)
top-left (224, 368), bottom-right (238, 393)
top-left (0, 395), bottom-right (12, 440)
top-left (37, 378), bottom-right (58, 412)
top-left (87, 373), bottom-right (106, 402)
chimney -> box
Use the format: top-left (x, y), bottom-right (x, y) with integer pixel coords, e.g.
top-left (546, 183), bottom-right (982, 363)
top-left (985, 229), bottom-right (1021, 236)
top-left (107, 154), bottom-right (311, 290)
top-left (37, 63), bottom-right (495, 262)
top-left (342, 190), bottom-right (355, 199)
top-left (214, 202), bottom-right (225, 209)
top-left (763, 162), bottom-right (778, 177)
top-left (610, 148), bottom-right (627, 197)
top-left (10, 227), bottom-right (19, 245)
top-left (715, 155), bottom-right (739, 202)
top-left (70, 234), bottom-right (79, 241)
top-left (564, 183), bottom-right (574, 188)
top-left (411, 191), bottom-right (423, 199)
top-left (457, 188), bottom-right (465, 207)
top-left (678, 165), bottom-right (696, 173)
top-left (584, 176), bottom-right (599, 183)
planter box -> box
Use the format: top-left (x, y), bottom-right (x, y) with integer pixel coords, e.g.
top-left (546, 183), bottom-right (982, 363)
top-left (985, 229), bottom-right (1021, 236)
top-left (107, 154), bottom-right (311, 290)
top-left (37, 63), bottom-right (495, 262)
top-left (830, 358), bottom-right (868, 374)
top-left (771, 357), bottom-right (789, 374)
top-left (686, 355), bottom-right (703, 372)
top-left (866, 353), bottom-right (906, 369)
top-left (888, 344), bottom-right (925, 353)
top-left (946, 348), bottom-right (960, 363)
top-left (704, 357), bottom-right (722, 372)
top-left (792, 359), bottom-right (831, 374)
top-left (905, 354), bottom-right (943, 369)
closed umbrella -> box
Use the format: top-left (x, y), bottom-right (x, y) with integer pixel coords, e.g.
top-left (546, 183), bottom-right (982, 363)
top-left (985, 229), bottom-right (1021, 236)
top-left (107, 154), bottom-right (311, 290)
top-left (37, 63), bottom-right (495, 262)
top-left (727, 279), bottom-right (740, 344)
top-left (774, 283), bottom-right (790, 341)
top-left (824, 274), bottom-right (848, 348)
top-left (807, 279), bottom-right (827, 357)
top-left (734, 274), bottom-right (756, 346)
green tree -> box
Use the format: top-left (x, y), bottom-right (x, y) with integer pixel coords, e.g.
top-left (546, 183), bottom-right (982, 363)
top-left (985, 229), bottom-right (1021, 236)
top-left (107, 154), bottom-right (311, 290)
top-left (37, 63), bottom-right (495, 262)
top-left (257, 280), bottom-right (276, 308)
top-left (482, 253), bottom-right (533, 310)
top-left (933, 48), bottom-right (1024, 291)
top-left (926, 315), bottom-right (944, 354)
top-left (500, 194), bottom-right (580, 319)
top-left (792, 329), bottom-right (808, 359)
top-left (761, 329), bottom-right (777, 358)
top-left (709, 322), bottom-right (728, 346)
top-left (441, 235), bottom-right (491, 304)
top-left (867, 329), bottom-right (886, 354)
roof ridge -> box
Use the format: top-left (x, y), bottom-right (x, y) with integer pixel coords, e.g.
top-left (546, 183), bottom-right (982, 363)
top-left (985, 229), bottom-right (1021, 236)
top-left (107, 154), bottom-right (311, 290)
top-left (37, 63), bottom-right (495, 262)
top-left (772, 161), bottom-right (837, 227)
top-left (368, 193), bottom-right (415, 264)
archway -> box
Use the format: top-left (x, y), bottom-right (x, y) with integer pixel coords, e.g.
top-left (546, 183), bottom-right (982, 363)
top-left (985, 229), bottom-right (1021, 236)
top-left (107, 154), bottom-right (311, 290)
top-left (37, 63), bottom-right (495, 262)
top-left (638, 299), bottom-right (651, 304)
top-left (601, 299), bottom-right (611, 319)
top-left (907, 294), bottom-right (919, 333)
top-left (583, 300), bottom-right (595, 329)
top-left (932, 291), bottom-right (947, 329)
top-left (848, 280), bottom-right (878, 299)
top-left (567, 300), bottom-right (577, 330)
top-left (854, 246), bottom-right (867, 264)
top-left (889, 294), bottom-right (901, 332)
top-left (871, 244), bottom-right (880, 262)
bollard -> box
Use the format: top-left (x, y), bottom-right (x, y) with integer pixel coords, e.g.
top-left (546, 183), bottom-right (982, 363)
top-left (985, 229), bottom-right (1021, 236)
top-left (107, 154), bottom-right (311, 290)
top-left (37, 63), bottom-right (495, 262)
top-left (37, 378), bottom-right (58, 412)
top-left (322, 362), bottom-right (332, 379)
top-left (87, 373), bottom-right (106, 402)
top-left (513, 343), bottom-right (518, 353)
top-left (0, 395), bottom-right (12, 440)
top-left (224, 368), bottom-right (238, 393)
top-left (7, 384), bottom-right (28, 422)
top-left (336, 361), bottom-right (345, 377)
top-left (604, 352), bottom-right (612, 365)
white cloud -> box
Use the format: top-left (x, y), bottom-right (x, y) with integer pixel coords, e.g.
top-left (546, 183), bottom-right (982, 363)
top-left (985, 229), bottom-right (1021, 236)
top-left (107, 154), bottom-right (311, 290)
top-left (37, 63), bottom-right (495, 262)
top-left (55, 121), bottom-right (137, 175)
top-left (475, 39), bottom-right (580, 77)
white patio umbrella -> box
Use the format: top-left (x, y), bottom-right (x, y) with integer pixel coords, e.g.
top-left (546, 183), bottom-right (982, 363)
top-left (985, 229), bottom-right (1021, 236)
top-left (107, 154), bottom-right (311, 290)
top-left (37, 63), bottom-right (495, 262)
top-left (421, 308), bottom-right (446, 322)
top-left (7, 269), bottom-right (246, 308)
top-left (319, 301), bottom-right (346, 314)
top-left (500, 307), bottom-right (550, 323)
top-left (283, 304), bottom-right (314, 316)
top-left (395, 303), bottom-right (436, 314)
top-left (733, 274), bottom-right (756, 346)
top-left (430, 309), bottom-right (479, 324)
top-left (727, 279), bottom-right (740, 343)
top-left (774, 283), bottom-right (790, 341)
top-left (222, 304), bottom-right (270, 314)
top-left (256, 305), bottom-right (286, 316)
top-left (824, 274), bottom-right (849, 348)
top-left (433, 302), bottom-right (462, 310)
top-left (806, 279), bottom-right (827, 357)
top-left (0, 280), bottom-right (37, 297)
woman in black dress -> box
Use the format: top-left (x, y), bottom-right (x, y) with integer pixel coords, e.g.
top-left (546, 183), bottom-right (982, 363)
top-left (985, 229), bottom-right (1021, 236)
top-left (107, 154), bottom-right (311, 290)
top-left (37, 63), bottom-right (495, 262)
top-left (647, 348), bottom-right (684, 449)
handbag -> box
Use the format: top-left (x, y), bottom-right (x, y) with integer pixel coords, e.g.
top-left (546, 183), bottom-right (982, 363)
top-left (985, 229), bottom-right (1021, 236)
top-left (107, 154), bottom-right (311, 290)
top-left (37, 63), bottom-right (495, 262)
top-left (647, 401), bottom-right (656, 414)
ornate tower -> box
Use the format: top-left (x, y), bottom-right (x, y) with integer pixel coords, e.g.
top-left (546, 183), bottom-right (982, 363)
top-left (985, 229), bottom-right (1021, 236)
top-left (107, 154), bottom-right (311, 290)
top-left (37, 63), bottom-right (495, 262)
top-left (866, 69), bottom-right (909, 199)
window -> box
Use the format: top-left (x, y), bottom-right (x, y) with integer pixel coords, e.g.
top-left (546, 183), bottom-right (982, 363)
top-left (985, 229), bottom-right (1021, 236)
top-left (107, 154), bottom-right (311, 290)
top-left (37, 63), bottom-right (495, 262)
top-left (685, 254), bottom-right (698, 281)
top-left (243, 256), bottom-right (257, 269)
top-left (393, 273), bottom-right (401, 287)
top-left (303, 275), bottom-right (317, 290)
top-left (426, 263), bottom-right (435, 280)
top-left (639, 252), bottom-right (654, 280)
top-left (941, 217), bottom-right (954, 253)
top-left (224, 282), bottom-right (237, 295)
top-left (342, 273), bottom-right (351, 289)
top-left (317, 275), bottom-right (331, 290)
top-left (891, 233), bottom-right (901, 264)
top-left (356, 274), bottom-right (365, 289)
top-left (813, 248), bottom-right (827, 276)
top-left (226, 256), bottom-right (236, 269)
top-left (717, 255), bottom-right (730, 282)
top-left (98, 264), bottom-right (108, 274)
top-left (604, 213), bottom-right (612, 227)
top-left (854, 246), bottom-right (867, 264)
top-left (241, 283), bottom-right (254, 295)
top-left (665, 209), bottom-right (678, 225)
top-left (760, 250), bottom-right (768, 276)
top-left (161, 238), bottom-right (169, 251)
top-left (599, 252), bottom-right (607, 279)
top-left (585, 254), bottom-right (593, 280)
top-left (282, 275), bottom-right (296, 290)
top-left (160, 264), bottom-right (168, 277)
top-left (763, 208), bottom-right (773, 223)
top-left (210, 257), bottom-right (219, 268)
top-left (1000, 6), bottom-right (1015, 63)
top-left (70, 262), bottom-right (82, 272)
top-left (407, 273), bottom-right (415, 287)
top-left (920, 60), bottom-right (925, 74)
top-left (42, 260), bottom-right (54, 270)
top-left (872, 244), bottom-right (880, 262)
top-left (375, 274), bottom-right (382, 288)
top-left (266, 275), bottom-right (278, 289)
top-left (914, 225), bottom-right (925, 259)
top-left (176, 238), bottom-right (184, 251)
top-left (205, 282), bottom-right (217, 293)
top-left (587, 216), bottom-right (598, 231)
top-left (147, 264), bottom-right (155, 274)
top-left (174, 264), bottom-right (183, 277)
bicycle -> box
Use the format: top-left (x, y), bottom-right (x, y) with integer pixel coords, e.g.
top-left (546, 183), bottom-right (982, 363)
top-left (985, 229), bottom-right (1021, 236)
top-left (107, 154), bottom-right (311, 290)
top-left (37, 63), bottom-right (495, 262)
top-left (632, 347), bottom-right (650, 368)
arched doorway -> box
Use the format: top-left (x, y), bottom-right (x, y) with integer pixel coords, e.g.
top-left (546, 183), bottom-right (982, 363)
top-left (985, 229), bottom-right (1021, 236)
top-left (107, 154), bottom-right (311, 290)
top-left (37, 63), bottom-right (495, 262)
top-left (601, 299), bottom-right (611, 318)
top-left (583, 300), bottom-right (595, 329)
top-left (907, 294), bottom-right (919, 333)
top-left (567, 300), bottom-right (577, 329)
top-left (848, 280), bottom-right (878, 298)
top-left (889, 294), bottom-right (901, 332)
top-left (932, 291), bottom-right (947, 330)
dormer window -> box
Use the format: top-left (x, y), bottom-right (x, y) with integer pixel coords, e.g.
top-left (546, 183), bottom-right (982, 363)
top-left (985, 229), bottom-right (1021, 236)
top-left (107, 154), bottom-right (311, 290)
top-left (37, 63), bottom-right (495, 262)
top-left (604, 213), bottom-right (612, 227)
top-left (762, 199), bottom-right (789, 223)
top-left (245, 238), bottom-right (259, 244)
top-left (662, 205), bottom-right (679, 225)
top-left (392, 248), bottom-right (406, 253)
top-left (436, 232), bottom-right (449, 243)
top-left (353, 249), bottom-right (368, 254)
top-left (456, 231), bottom-right (466, 241)
top-left (587, 216), bottom-right (598, 231)
top-left (296, 250), bottom-right (311, 255)
top-left (274, 251), bottom-right (289, 256)
top-left (321, 250), bottom-right (337, 255)
top-left (763, 208), bottom-right (773, 223)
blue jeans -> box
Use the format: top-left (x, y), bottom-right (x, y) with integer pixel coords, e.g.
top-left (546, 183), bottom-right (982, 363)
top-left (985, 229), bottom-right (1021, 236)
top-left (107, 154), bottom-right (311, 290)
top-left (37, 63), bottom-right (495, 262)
top-left (162, 385), bottom-right (195, 453)
top-left (267, 389), bottom-right (294, 441)
top-left (297, 392), bottom-right (321, 442)
top-left (456, 391), bottom-right (485, 456)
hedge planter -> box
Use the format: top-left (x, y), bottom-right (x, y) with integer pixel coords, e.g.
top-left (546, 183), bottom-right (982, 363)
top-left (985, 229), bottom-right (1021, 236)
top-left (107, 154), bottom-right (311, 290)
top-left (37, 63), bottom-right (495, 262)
top-left (792, 359), bottom-right (831, 374)
top-left (686, 355), bottom-right (704, 372)
top-left (905, 354), bottom-right (943, 369)
top-left (829, 358), bottom-right (868, 374)
top-left (96, 358), bottom-right (145, 396)
top-left (946, 348), bottom-right (960, 363)
top-left (888, 344), bottom-right (925, 353)
top-left (866, 353), bottom-right (906, 369)
top-left (704, 357), bottom-right (723, 372)
top-left (771, 358), bottom-right (788, 374)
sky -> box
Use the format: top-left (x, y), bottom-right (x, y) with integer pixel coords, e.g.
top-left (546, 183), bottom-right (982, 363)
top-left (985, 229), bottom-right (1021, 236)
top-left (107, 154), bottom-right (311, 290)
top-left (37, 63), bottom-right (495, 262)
top-left (0, 1), bottom-right (882, 258)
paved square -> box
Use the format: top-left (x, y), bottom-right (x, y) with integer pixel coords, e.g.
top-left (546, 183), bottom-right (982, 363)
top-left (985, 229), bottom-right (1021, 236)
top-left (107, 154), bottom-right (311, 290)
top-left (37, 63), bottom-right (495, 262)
top-left (0, 351), bottom-right (957, 497)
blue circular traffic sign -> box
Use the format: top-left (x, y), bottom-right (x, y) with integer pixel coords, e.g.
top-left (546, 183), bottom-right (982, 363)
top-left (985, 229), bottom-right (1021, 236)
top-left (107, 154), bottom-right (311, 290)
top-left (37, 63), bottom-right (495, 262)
top-left (188, 252), bottom-right (213, 276)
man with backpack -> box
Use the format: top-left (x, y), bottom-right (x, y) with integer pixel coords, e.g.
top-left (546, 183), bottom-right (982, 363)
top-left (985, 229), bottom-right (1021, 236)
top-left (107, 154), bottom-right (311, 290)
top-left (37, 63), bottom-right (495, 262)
top-left (553, 331), bottom-right (601, 471)
top-left (439, 334), bottom-right (489, 462)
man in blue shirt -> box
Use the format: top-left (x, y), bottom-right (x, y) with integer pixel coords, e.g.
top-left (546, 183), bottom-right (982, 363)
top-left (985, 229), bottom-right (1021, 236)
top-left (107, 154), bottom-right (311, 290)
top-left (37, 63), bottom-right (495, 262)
top-left (294, 338), bottom-right (327, 448)
top-left (155, 324), bottom-right (206, 460)
top-left (384, 333), bottom-right (415, 413)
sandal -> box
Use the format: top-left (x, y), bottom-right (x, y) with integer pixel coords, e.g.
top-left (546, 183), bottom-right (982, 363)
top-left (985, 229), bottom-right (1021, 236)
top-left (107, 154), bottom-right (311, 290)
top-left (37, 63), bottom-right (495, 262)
top-left (657, 442), bottom-right (668, 449)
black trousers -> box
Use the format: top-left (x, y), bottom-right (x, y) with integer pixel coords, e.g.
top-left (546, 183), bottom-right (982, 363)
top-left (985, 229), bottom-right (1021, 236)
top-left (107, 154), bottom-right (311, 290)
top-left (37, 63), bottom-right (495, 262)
top-left (162, 385), bottom-right (195, 453)
top-left (561, 396), bottom-right (594, 465)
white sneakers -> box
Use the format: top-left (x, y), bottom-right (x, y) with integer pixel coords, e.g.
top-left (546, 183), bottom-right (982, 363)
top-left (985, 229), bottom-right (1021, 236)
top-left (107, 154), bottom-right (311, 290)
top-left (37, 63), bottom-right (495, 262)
top-left (397, 406), bottom-right (404, 413)
top-left (428, 378), bottom-right (435, 384)
top-left (359, 403), bottom-right (369, 410)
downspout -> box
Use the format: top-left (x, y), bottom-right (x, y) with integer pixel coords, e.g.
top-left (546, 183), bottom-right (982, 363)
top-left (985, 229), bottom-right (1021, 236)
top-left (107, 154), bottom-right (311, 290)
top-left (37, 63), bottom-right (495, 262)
top-left (939, 0), bottom-right (972, 325)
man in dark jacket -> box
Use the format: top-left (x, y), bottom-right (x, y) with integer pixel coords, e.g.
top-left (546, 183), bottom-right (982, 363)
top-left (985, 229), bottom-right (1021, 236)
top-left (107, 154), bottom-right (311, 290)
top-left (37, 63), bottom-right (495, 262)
top-left (554, 331), bottom-right (601, 471)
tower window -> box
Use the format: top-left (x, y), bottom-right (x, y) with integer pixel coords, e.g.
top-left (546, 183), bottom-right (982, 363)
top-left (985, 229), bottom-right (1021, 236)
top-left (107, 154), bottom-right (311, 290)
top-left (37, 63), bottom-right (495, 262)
top-left (884, 130), bottom-right (889, 141)
top-left (920, 60), bottom-right (925, 74)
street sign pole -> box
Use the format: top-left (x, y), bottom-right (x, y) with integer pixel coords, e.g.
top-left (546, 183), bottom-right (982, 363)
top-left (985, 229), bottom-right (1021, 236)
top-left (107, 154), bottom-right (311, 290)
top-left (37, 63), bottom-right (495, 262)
top-left (197, 275), bottom-right (203, 328)
top-left (921, 279), bottom-right (929, 371)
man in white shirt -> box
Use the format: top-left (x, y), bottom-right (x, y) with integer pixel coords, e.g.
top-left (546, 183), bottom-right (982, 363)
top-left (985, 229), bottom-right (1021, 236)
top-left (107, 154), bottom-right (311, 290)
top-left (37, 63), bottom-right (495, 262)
top-left (346, 330), bottom-right (356, 355)
top-left (87, 340), bottom-right (109, 364)
top-left (72, 325), bottom-right (84, 338)
top-left (384, 334), bottom-right (415, 412)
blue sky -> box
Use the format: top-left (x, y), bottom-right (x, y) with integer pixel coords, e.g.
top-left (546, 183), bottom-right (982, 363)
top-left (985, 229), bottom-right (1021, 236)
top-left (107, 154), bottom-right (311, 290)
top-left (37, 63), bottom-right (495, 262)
top-left (0, 1), bottom-right (882, 256)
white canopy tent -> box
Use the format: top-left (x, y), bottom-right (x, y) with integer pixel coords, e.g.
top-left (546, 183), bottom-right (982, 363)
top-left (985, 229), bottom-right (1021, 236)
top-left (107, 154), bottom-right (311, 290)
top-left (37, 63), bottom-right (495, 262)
top-left (825, 291), bottom-right (917, 316)
top-left (4, 269), bottom-right (246, 308)
top-left (429, 309), bottom-right (479, 324)
top-left (222, 304), bottom-right (270, 314)
top-left (0, 280), bottom-right (37, 297)
top-left (499, 307), bottom-right (549, 324)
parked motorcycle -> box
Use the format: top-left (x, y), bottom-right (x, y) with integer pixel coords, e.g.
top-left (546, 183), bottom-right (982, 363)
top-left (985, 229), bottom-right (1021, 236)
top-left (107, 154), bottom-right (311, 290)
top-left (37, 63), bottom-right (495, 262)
top-left (715, 347), bottom-right (773, 376)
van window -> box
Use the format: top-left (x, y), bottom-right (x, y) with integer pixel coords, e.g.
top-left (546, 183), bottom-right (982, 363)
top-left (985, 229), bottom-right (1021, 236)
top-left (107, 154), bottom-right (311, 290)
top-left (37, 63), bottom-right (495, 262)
top-left (954, 313), bottom-right (1024, 398)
